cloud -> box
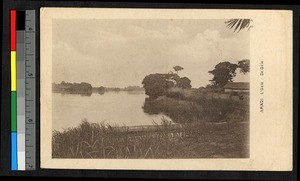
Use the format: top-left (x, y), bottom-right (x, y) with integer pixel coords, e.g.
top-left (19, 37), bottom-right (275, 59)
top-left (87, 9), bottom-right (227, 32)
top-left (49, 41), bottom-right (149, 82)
top-left (52, 41), bottom-right (102, 84)
top-left (171, 29), bottom-right (249, 86)
top-left (127, 25), bottom-right (165, 39)
top-left (52, 21), bottom-right (249, 88)
top-left (127, 24), bottom-right (187, 41)
top-left (201, 29), bottom-right (221, 41)
top-left (163, 25), bottom-right (187, 40)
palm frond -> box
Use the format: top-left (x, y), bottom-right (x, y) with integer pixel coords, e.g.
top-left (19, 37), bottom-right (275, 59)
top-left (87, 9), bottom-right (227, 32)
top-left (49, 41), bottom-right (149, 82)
top-left (226, 19), bottom-right (251, 32)
top-left (226, 19), bottom-right (239, 29)
top-left (234, 19), bottom-right (243, 32)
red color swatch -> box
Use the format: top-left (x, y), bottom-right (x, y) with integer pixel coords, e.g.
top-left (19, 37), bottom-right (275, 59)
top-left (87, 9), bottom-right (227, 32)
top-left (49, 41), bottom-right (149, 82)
top-left (10, 10), bottom-right (16, 51)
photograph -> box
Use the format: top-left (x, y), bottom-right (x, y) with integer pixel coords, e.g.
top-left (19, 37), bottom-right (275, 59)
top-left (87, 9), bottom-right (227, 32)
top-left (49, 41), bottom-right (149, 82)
top-left (51, 18), bottom-right (250, 159)
top-left (40, 8), bottom-right (292, 170)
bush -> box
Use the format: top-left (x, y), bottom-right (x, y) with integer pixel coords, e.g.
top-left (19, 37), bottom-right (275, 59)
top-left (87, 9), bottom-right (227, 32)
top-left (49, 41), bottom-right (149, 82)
top-left (143, 95), bottom-right (249, 124)
top-left (197, 98), bottom-right (235, 122)
top-left (177, 77), bottom-right (192, 89)
top-left (166, 91), bottom-right (185, 100)
top-left (143, 96), bottom-right (203, 123)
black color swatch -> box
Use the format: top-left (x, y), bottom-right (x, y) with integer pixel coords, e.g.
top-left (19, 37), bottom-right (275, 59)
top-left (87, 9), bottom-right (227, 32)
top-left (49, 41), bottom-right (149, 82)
top-left (16, 10), bottom-right (25, 30)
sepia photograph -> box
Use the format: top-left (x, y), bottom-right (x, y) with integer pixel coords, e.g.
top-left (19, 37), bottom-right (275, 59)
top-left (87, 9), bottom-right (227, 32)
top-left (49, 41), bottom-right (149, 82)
top-left (41, 8), bottom-right (292, 170)
top-left (51, 18), bottom-right (250, 159)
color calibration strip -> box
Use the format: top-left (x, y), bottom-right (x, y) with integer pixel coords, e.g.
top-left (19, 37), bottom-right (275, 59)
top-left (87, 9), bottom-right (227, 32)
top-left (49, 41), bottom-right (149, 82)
top-left (11, 9), bottom-right (17, 171)
top-left (10, 9), bottom-right (36, 171)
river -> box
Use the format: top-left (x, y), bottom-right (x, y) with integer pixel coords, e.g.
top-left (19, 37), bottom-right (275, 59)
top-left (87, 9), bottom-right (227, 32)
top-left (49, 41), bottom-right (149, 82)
top-left (52, 91), bottom-right (172, 131)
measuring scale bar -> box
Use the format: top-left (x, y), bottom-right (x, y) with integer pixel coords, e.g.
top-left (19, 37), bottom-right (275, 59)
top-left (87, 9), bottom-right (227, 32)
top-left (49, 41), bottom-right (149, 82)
top-left (25, 10), bottom-right (36, 170)
top-left (10, 9), bottom-right (36, 171)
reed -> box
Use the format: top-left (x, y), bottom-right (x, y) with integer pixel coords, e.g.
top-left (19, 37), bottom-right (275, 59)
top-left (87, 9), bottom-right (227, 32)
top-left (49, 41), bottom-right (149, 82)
top-left (52, 118), bottom-right (249, 159)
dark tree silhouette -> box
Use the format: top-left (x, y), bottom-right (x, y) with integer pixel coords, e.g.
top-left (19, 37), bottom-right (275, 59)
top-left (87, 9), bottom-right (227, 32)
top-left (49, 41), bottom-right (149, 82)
top-left (208, 61), bottom-right (238, 87)
top-left (142, 74), bottom-right (176, 98)
top-left (177, 77), bottom-right (192, 89)
top-left (173, 66), bottom-right (184, 74)
top-left (238, 59), bottom-right (250, 74)
top-left (98, 86), bottom-right (105, 94)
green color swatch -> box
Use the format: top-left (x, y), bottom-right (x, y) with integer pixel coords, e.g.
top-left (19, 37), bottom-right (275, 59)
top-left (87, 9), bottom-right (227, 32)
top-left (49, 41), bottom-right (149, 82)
top-left (11, 91), bottom-right (17, 132)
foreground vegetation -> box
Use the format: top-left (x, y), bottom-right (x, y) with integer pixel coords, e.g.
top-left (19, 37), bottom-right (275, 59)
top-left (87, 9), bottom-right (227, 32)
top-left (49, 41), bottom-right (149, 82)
top-left (143, 87), bottom-right (249, 124)
top-left (52, 119), bottom-right (249, 159)
top-left (140, 63), bottom-right (249, 125)
top-left (52, 61), bottom-right (250, 159)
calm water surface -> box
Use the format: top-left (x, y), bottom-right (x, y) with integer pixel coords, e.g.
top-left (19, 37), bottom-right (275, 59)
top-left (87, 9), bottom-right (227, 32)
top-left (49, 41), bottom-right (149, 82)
top-left (52, 91), bottom-right (172, 131)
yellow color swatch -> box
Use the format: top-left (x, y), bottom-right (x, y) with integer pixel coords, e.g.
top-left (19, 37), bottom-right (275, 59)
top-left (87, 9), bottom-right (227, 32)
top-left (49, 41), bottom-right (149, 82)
top-left (11, 51), bottom-right (16, 91)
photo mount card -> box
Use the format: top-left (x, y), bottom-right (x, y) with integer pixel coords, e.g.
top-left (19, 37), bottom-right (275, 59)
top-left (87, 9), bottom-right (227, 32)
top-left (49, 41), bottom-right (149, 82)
top-left (40, 8), bottom-right (293, 170)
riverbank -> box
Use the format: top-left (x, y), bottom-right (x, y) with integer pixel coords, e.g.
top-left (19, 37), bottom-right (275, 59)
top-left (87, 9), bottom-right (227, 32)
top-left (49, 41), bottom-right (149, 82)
top-left (52, 87), bottom-right (250, 158)
top-left (52, 119), bottom-right (249, 158)
top-left (143, 88), bottom-right (249, 124)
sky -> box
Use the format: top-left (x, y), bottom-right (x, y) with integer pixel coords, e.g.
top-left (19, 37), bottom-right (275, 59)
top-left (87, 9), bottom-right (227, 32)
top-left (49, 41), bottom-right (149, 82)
top-left (52, 19), bottom-right (250, 88)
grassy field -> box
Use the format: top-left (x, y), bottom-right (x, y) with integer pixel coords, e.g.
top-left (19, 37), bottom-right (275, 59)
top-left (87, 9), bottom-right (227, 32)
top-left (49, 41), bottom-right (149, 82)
top-left (52, 119), bottom-right (249, 159)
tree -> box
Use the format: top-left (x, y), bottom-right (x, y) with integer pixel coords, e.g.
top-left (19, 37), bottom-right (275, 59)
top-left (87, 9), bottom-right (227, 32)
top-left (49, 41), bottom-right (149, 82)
top-left (98, 86), bottom-right (105, 94)
top-left (237, 59), bottom-right (250, 74)
top-left (142, 73), bottom-right (176, 98)
top-left (173, 66), bottom-right (184, 74)
top-left (225, 19), bottom-right (252, 32)
top-left (177, 77), bottom-right (192, 89)
top-left (208, 61), bottom-right (238, 87)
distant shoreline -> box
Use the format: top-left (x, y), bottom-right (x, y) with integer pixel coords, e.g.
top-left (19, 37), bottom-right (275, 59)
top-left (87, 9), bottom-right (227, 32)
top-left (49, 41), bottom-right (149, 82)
top-left (52, 81), bottom-right (145, 95)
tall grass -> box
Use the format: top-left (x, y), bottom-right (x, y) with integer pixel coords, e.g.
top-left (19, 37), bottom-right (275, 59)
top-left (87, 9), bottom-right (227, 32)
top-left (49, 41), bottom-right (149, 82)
top-left (53, 118), bottom-right (188, 158)
top-left (52, 118), bottom-right (249, 159)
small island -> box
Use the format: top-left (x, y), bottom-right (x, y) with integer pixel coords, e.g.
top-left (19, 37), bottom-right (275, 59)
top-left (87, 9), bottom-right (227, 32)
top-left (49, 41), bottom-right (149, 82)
top-left (52, 81), bottom-right (93, 95)
top-left (53, 81), bottom-right (144, 95)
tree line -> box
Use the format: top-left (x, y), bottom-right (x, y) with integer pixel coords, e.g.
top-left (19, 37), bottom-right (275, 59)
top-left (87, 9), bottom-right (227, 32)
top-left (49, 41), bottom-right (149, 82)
top-left (208, 59), bottom-right (250, 87)
top-left (142, 60), bottom-right (250, 98)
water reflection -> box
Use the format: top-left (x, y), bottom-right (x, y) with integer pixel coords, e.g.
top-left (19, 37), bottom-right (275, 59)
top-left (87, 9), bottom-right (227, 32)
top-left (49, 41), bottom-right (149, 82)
top-left (52, 91), bottom-right (173, 131)
top-left (59, 92), bottom-right (92, 96)
top-left (143, 97), bottom-right (160, 115)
